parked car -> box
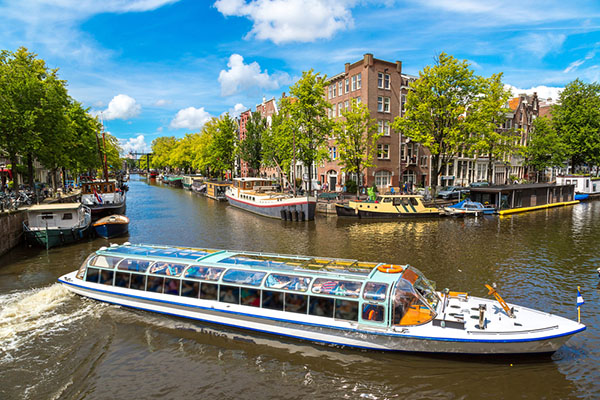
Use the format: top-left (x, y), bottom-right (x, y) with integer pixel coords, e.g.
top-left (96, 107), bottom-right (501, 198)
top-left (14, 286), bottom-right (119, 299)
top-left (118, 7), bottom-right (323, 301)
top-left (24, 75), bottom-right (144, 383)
top-left (469, 181), bottom-right (489, 188)
top-left (437, 186), bottom-right (469, 199)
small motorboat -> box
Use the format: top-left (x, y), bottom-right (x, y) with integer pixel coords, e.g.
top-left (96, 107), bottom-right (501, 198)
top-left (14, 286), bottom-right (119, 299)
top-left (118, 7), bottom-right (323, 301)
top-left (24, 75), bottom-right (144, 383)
top-left (93, 215), bottom-right (129, 239)
top-left (443, 200), bottom-right (495, 216)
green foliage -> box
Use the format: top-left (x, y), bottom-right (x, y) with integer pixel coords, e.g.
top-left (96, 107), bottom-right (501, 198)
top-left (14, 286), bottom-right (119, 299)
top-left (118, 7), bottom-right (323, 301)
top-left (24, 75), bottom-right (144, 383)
top-left (392, 53), bottom-right (489, 188)
top-left (262, 103), bottom-right (293, 174)
top-left (169, 134), bottom-right (195, 172)
top-left (345, 179), bottom-right (357, 194)
top-left (238, 111), bottom-right (266, 175)
top-left (151, 136), bottom-right (178, 169)
top-left (553, 79), bottom-right (600, 168)
top-left (525, 116), bottom-right (568, 178)
top-left (209, 113), bottom-right (237, 178)
top-left (334, 99), bottom-right (380, 196)
top-left (281, 70), bottom-right (333, 191)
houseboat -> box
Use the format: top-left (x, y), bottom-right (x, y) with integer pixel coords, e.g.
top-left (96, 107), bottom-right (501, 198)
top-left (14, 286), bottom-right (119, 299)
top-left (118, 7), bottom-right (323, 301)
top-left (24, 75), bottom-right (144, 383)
top-left (167, 176), bottom-right (183, 188)
top-left (336, 194), bottom-right (442, 218)
top-left (23, 203), bottom-right (91, 248)
top-left (556, 175), bottom-right (600, 201)
top-left (80, 180), bottom-right (126, 220)
top-left (205, 181), bottom-right (230, 201)
top-left (182, 175), bottom-right (194, 190)
top-left (191, 177), bottom-right (206, 194)
top-left (469, 183), bottom-right (577, 215)
top-left (58, 243), bottom-right (585, 354)
top-left (226, 178), bottom-right (317, 221)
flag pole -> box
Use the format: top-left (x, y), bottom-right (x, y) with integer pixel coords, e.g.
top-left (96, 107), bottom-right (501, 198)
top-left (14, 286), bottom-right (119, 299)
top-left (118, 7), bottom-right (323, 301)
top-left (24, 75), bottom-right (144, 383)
top-left (577, 286), bottom-right (581, 324)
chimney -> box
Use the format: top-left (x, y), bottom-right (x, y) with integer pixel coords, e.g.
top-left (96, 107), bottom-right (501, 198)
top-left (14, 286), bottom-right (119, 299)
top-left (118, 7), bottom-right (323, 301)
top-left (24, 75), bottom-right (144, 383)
top-left (364, 53), bottom-right (374, 67)
top-left (345, 62), bottom-right (350, 74)
top-left (396, 60), bottom-right (402, 73)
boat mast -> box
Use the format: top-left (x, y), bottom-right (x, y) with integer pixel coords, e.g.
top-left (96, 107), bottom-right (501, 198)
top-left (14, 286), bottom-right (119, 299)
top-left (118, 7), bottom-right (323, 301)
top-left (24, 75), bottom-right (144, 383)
top-left (99, 113), bottom-right (109, 182)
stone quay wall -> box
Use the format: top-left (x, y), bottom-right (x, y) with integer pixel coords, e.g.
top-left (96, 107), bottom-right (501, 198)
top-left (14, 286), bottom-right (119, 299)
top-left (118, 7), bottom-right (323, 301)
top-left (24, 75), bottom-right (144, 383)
top-left (0, 210), bottom-right (26, 257)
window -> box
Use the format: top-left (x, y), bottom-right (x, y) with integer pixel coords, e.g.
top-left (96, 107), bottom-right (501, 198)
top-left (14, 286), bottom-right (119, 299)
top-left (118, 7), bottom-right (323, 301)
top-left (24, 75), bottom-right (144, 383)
top-left (377, 96), bottom-right (390, 112)
top-left (41, 213), bottom-right (53, 220)
top-left (375, 170), bottom-right (391, 187)
top-left (100, 269), bottom-right (114, 285)
top-left (181, 280), bottom-right (200, 298)
top-left (363, 282), bottom-right (388, 301)
top-left (384, 73), bottom-right (390, 89)
top-left (378, 72), bottom-right (383, 88)
top-left (378, 73), bottom-right (391, 89)
top-left (147, 276), bottom-right (164, 293)
top-left (285, 293), bottom-right (308, 314)
top-left (200, 283), bottom-right (218, 300)
top-left (401, 94), bottom-right (406, 114)
top-left (362, 304), bottom-right (385, 322)
top-left (311, 278), bottom-right (361, 298)
top-left (328, 85), bottom-right (332, 99)
top-left (421, 156), bottom-right (428, 167)
top-left (338, 103), bottom-right (342, 116)
top-left (222, 269), bottom-right (266, 286)
top-left (241, 288), bottom-right (261, 307)
top-left (118, 259), bottom-right (152, 273)
top-left (335, 299), bottom-right (359, 321)
top-left (329, 147), bottom-right (337, 160)
top-left (357, 73), bottom-right (361, 89)
top-left (309, 296), bottom-right (334, 318)
top-left (377, 144), bottom-right (390, 159)
top-left (332, 83), bottom-right (337, 97)
top-left (91, 255), bottom-right (122, 269)
top-left (115, 271), bottom-right (130, 288)
top-left (332, 106), bottom-right (336, 118)
top-left (344, 100), bottom-right (349, 110)
top-left (262, 290), bottom-right (284, 310)
top-left (219, 285), bottom-right (240, 304)
top-left (85, 268), bottom-right (100, 283)
top-left (378, 120), bottom-right (390, 136)
top-left (130, 273), bottom-right (146, 290)
top-left (338, 81), bottom-right (343, 95)
top-left (62, 213), bottom-right (73, 220)
top-left (328, 108), bottom-right (331, 119)
top-left (345, 78), bottom-right (349, 93)
top-left (149, 262), bottom-right (186, 276)
top-left (356, 96), bottom-right (361, 104)
top-left (351, 75), bottom-right (356, 91)
top-left (184, 266), bottom-right (224, 281)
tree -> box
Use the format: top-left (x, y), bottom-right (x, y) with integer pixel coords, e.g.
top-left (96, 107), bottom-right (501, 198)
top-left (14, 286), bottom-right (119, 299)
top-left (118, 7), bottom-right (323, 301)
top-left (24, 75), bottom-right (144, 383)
top-left (151, 136), bottom-right (177, 170)
top-left (169, 134), bottom-right (195, 172)
top-left (238, 111), bottom-right (266, 176)
top-left (209, 114), bottom-right (237, 179)
top-left (392, 53), bottom-right (485, 191)
top-left (334, 100), bottom-right (380, 197)
top-left (64, 101), bottom-right (104, 174)
top-left (468, 73), bottom-right (517, 184)
top-left (191, 125), bottom-right (215, 176)
top-left (525, 116), bottom-right (568, 181)
top-left (282, 70), bottom-right (333, 192)
top-left (552, 79), bottom-right (600, 170)
top-left (262, 108), bottom-right (293, 187)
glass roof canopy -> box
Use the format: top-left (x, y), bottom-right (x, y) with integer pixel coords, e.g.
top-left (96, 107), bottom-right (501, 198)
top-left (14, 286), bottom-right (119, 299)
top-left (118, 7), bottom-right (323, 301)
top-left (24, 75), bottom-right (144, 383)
top-left (101, 245), bottom-right (380, 275)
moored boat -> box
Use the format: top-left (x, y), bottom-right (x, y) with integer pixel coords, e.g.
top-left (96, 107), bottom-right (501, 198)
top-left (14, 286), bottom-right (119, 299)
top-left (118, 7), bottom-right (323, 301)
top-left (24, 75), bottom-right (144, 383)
top-left (191, 177), bottom-right (206, 194)
top-left (23, 203), bottom-right (92, 248)
top-left (182, 175), bottom-right (194, 190)
top-left (443, 200), bottom-right (496, 216)
top-left (205, 181), bottom-right (230, 201)
top-left (226, 177), bottom-right (316, 221)
top-left (167, 176), bottom-right (183, 188)
top-left (93, 214), bottom-right (129, 239)
top-left (149, 171), bottom-right (158, 179)
top-left (58, 243), bottom-right (585, 354)
top-left (556, 175), bottom-right (600, 201)
top-left (336, 194), bottom-right (442, 218)
top-left (80, 179), bottom-right (126, 220)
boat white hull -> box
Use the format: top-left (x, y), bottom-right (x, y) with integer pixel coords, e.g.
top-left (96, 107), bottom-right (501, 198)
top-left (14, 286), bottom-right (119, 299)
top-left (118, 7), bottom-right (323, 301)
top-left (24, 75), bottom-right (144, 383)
top-left (58, 272), bottom-right (583, 354)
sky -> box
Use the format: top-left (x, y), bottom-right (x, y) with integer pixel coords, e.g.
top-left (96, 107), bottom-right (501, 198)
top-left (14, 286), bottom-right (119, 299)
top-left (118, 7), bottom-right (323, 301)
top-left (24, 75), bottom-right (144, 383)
top-left (1, 0), bottom-right (599, 155)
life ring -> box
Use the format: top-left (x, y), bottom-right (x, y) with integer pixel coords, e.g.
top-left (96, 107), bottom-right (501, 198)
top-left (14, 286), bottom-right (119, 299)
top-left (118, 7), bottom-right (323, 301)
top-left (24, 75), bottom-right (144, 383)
top-left (377, 264), bottom-right (403, 274)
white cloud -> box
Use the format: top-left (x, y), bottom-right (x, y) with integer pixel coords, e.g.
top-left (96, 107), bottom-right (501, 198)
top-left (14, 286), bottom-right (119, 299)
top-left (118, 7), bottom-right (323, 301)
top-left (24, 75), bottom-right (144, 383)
top-left (505, 84), bottom-right (563, 102)
top-left (229, 103), bottom-right (248, 117)
top-left (154, 99), bottom-right (171, 107)
top-left (119, 134), bottom-right (149, 155)
top-left (170, 107), bottom-right (212, 130)
top-left (214, 0), bottom-right (355, 44)
top-left (564, 47), bottom-right (598, 73)
top-left (519, 33), bottom-right (566, 59)
top-left (101, 94), bottom-right (142, 120)
top-left (218, 54), bottom-right (289, 96)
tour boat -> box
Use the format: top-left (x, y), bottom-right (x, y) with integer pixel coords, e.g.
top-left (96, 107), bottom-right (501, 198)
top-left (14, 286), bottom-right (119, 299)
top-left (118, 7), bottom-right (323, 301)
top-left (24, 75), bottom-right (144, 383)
top-left (58, 243), bottom-right (585, 354)
top-left (80, 179), bottom-right (126, 220)
top-left (93, 214), bottom-right (130, 239)
top-left (226, 178), bottom-right (316, 221)
top-left (23, 203), bottom-right (91, 248)
top-left (336, 194), bottom-right (442, 218)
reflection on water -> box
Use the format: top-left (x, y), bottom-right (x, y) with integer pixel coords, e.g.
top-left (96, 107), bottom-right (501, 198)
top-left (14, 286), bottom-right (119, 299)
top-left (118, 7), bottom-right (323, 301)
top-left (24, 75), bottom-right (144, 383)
top-left (0, 174), bottom-right (599, 399)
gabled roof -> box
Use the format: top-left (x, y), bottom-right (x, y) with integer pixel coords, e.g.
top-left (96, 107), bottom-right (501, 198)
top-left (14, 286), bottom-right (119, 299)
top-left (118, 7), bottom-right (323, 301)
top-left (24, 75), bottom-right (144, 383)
top-left (508, 97), bottom-right (520, 111)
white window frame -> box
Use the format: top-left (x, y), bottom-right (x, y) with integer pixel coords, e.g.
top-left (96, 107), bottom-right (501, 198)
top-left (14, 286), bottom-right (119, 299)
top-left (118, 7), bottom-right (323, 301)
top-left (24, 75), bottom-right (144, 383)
top-left (357, 73), bottom-right (361, 89)
top-left (338, 81), bottom-right (343, 95)
top-left (332, 84), bottom-right (337, 97)
top-left (384, 74), bottom-right (390, 90)
top-left (351, 76), bottom-right (356, 91)
top-left (375, 170), bottom-right (391, 187)
top-left (345, 79), bottom-right (349, 93)
top-left (384, 97), bottom-right (390, 113)
top-left (378, 72), bottom-right (384, 89)
top-left (377, 144), bottom-right (390, 160)
top-left (328, 85), bottom-right (332, 99)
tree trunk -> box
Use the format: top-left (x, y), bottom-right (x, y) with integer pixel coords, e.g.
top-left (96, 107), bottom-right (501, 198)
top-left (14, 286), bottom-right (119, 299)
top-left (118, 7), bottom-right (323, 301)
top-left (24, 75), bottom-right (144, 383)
top-left (431, 153), bottom-right (440, 195)
top-left (10, 154), bottom-right (18, 189)
top-left (27, 153), bottom-right (34, 188)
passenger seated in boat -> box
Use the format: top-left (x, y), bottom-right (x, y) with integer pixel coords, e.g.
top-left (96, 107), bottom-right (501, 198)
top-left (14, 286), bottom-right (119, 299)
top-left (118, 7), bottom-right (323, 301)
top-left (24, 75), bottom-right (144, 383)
top-left (362, 304), bottom-right (384, 322)
top-left (221, 288), bottom-right (237, 303)
top-left (393, 290), bottom-right (415, 325)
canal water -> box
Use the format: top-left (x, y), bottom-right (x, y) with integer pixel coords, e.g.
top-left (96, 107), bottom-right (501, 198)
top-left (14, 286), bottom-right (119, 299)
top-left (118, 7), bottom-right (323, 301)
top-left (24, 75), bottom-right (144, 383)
top-left (1, 174), bottom-right (599, 399)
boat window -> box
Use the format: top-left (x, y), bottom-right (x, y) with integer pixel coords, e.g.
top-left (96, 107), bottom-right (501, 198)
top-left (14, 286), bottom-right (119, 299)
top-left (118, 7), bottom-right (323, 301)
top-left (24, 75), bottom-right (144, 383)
top-left (118, 258), bottom-right (152, 273)
top-left (383, 197), bottom-right (392, 203)
top-left (392, 278), bottom-right (435, 326)
top-left (265, 274), bottom-right (311, 292)
top-left (115, 272), bottom-right (131, 288)
top-left (335, 300), bottom-right (359, 321)
top-left (200, 283), bottom-right (218, 300)
top-left (62, 213), bottom-right (73, 220)
top-left (285, 293), bottom-right (308, 314)
top-left (184, 266), bottom-right (224, 281)
top-left (222, 269), bottom-right (266, 286)
top-left (311, 278), bottom-right (361, 298)
top-left (219, 285), bottom-right (240, 304)
top-left (91, 255), bottom-right (122, 269)
top-left (164, 278), bottom-right (180, 295)
top-left (41, 212), bottom-right (53, 220)
top-left (99, 270), bottom-right (114, 285)
top-left (308, 297), bottom-right (334, 318)
top-left (410, 198), bottom-right (419, 206)
top-left (362, 304), bottom-right (385, 322)
top-left (262, 290), bottom-right (283, 310)
top-left (149, 262), bottom-right (187, 277)
top-left (393, 198), bottom-right (402, 206)
top-left (85, 267), bottom-right (100, 283)
top-left (404, 266), bottom-right (440, 310)
top-left (130, 274), bottom-right (146, 290)
top-left (77, 254), bottom-right (96, 279)
top-left (363, 282), bottom-right (388, 301)
top-left (241, 288), bottom-right (261, 307)
top-left (181, 280), bottom-right (200, 298)
top-left (147, 276), bottom-right (165, 293)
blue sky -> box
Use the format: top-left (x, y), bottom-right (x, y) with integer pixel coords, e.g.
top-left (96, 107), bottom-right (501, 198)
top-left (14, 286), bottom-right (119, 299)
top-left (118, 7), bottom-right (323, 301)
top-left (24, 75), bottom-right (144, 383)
top-left (1, 0), bottom-right (599, 154)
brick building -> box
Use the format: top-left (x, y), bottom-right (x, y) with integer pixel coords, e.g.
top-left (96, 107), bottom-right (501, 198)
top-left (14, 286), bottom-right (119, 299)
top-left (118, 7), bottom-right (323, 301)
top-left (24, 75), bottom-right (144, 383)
top-left (319, 54), bottom-right (431, 192)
